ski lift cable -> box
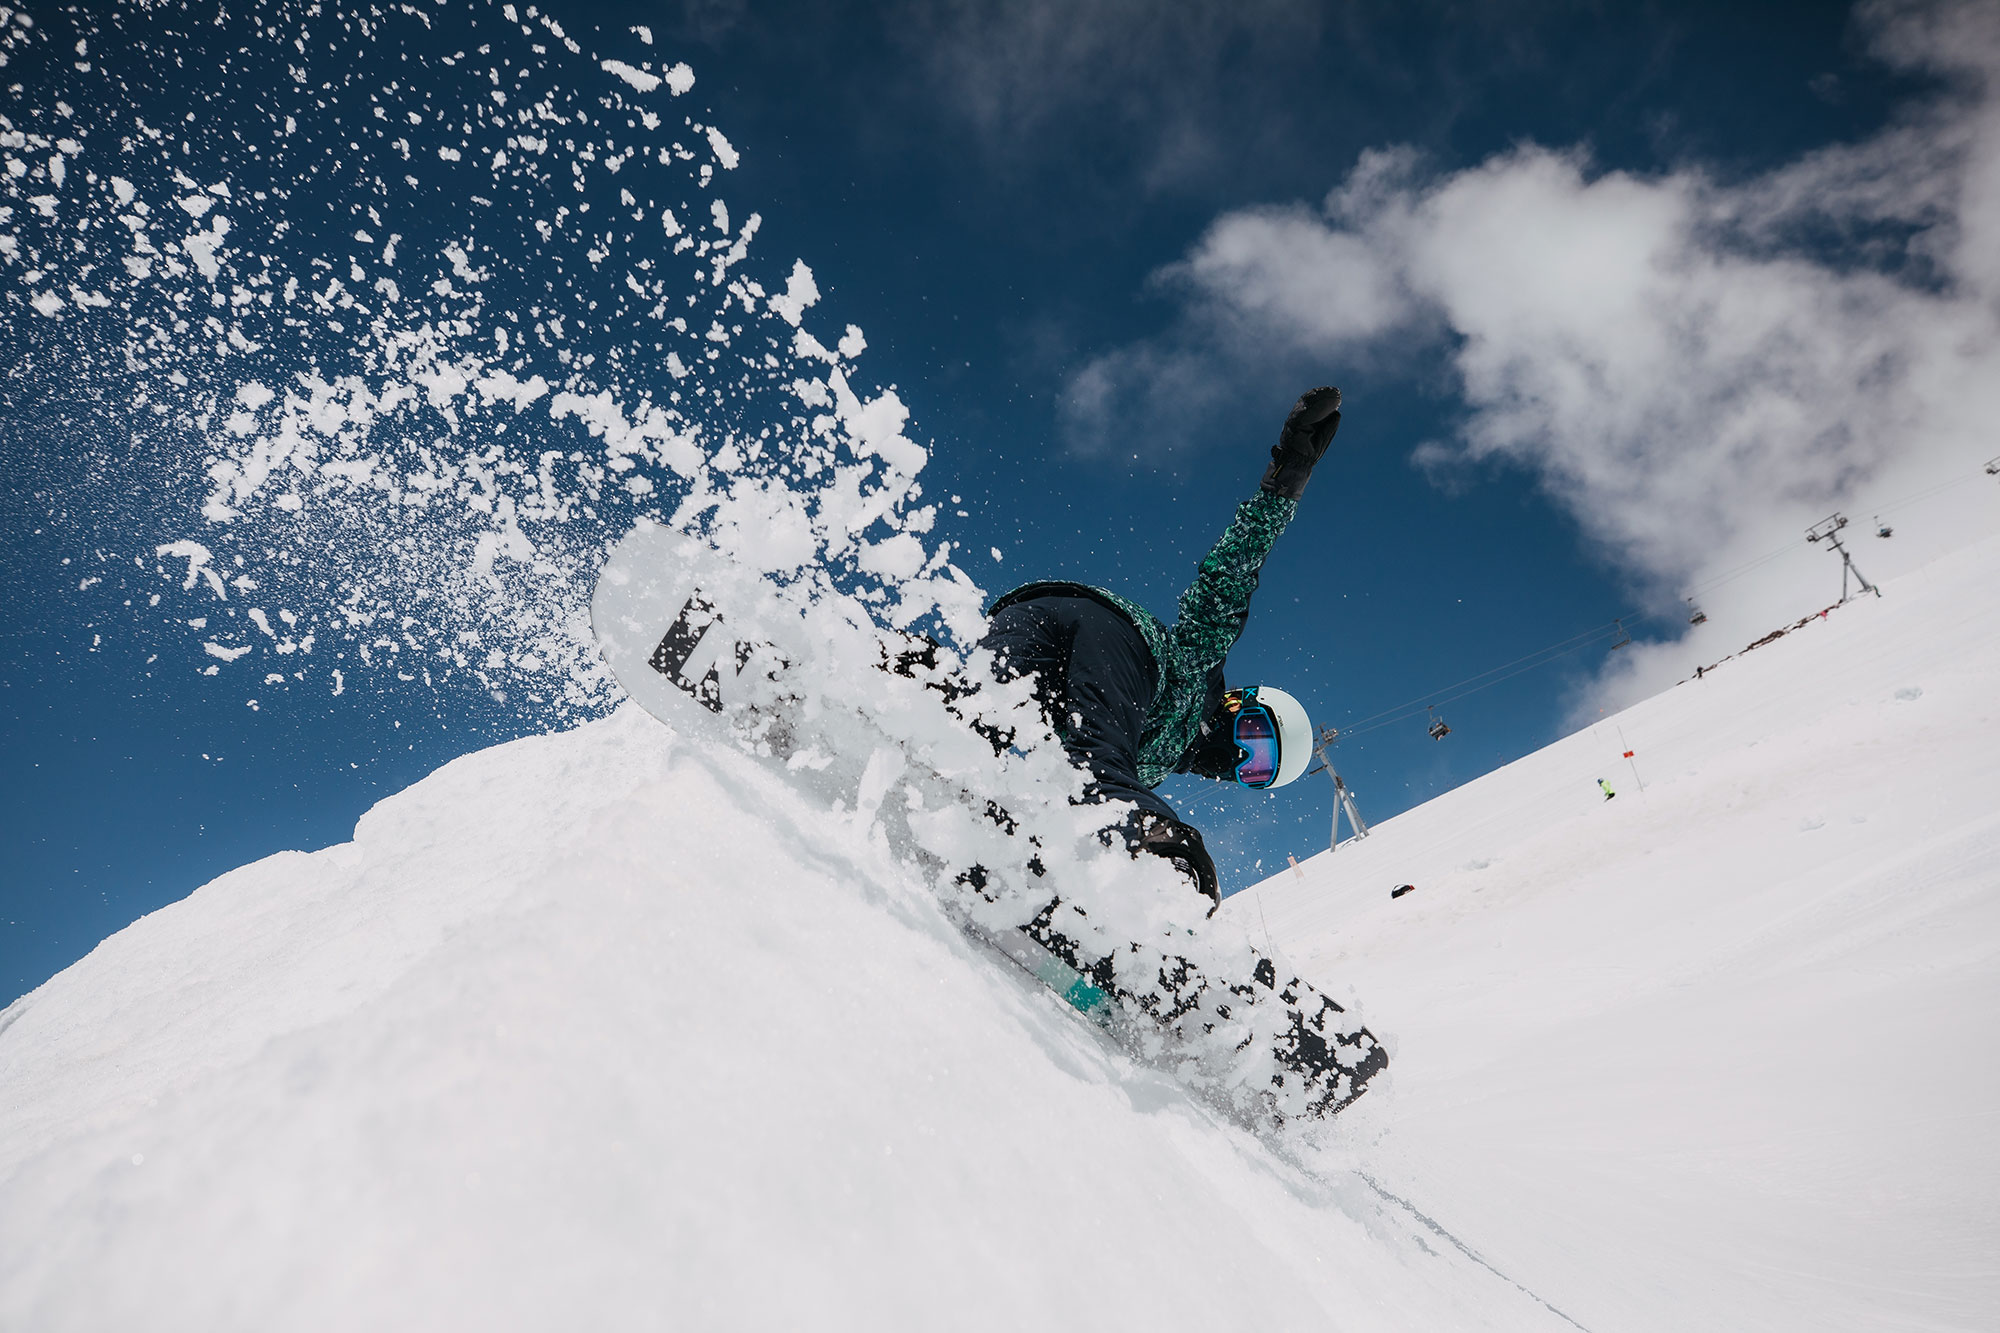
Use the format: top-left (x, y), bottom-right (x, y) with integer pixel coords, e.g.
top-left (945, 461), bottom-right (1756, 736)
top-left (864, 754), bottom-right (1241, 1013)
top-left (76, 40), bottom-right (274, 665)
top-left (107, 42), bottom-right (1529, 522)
top-left (1342, 626), bottom-right (1631, 738)
top-left (1357, 616), bottom-right (1649, 727)
top-left (1428, 623), bottom-right (1641, 706)
top-left (1681, 458), bottom-right (1995, 599)
top-left (1333, 619), bottom-right (1629, 734)
top-left (1337, 617), bottom-right (1645, 738)
top-left (1681, 541), bottom-right (1801, 599)
top-left (1868, 470), bottom-right (1987, 521)
top-left (1327, 452), bottom-right (1994, 744)
top-left (1343, 467), bottom-right (1953, 737)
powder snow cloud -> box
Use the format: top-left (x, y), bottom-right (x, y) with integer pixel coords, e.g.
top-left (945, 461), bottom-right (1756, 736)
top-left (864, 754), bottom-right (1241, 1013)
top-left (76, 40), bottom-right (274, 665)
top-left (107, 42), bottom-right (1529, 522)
top-left (1063, 0), bottom-right (2000, 715)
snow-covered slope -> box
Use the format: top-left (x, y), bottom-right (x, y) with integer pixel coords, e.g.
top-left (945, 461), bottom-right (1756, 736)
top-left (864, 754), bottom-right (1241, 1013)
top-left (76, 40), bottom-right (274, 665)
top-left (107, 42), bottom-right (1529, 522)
top-left (3, 536), bottom-right (1994, 1332)
top-left (1239, 532), bottom-right (2000, 1331)
top-left (0, 702), bottom-right (1554, 1327)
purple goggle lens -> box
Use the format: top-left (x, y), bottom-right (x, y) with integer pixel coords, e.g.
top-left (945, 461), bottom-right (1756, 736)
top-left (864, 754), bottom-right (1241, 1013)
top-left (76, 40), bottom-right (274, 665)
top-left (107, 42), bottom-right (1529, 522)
top-left (1233, 702), bottom-right (1280, 788)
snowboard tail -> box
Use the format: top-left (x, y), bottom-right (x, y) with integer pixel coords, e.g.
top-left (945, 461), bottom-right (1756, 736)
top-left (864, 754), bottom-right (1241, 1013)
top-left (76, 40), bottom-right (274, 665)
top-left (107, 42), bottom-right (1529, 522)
top-left (1023, 897), bottom-right (1385, 1120)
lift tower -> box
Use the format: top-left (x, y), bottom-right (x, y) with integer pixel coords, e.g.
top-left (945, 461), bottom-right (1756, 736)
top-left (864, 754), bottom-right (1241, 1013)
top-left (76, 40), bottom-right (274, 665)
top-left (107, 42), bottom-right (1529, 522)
top-left (1806, 513), bottom-right (1880, 603)
top-left (1305, 726), bottom-right (1370, 853)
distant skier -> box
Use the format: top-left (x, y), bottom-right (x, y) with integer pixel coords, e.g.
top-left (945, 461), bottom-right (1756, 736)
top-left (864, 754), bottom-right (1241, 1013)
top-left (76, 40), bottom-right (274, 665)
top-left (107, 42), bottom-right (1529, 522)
top-left (1599, 779), bottom-right (1616, 801)
top-left (977, 387), bottom-right (1344, 907)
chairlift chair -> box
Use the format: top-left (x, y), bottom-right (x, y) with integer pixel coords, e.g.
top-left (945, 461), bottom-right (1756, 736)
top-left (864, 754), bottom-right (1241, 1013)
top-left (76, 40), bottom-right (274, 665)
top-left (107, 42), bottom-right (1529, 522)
top-left (1875, 517), bottom-right (1893, 538)
top-left (1426, 706), bottom-right (1450, 740)
top-left (1610, 618), bottom-right (1632, 650)
top-left (1687, 599), bottom-right (1707, 626)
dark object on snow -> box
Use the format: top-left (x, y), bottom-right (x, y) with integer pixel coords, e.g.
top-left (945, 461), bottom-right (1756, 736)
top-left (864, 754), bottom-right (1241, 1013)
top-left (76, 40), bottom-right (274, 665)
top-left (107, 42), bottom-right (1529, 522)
top-left (1261, 386), bottom-right (1343, 499)
top-left (1695, 665), bottom-right (1704, 680)
top-left (1390, 883), bottom-right (1416, 899)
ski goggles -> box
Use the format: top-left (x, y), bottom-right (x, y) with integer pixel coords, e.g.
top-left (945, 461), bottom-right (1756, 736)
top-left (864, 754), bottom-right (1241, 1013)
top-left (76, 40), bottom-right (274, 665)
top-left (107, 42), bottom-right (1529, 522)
top-left (1225, 690), bottom-right (1281, 789)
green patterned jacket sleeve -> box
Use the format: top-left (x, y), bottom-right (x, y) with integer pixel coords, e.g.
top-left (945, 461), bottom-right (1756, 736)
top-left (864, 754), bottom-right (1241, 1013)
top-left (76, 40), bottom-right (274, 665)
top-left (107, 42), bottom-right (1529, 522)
top-left (1170, 489), bottom-right (1298, 673)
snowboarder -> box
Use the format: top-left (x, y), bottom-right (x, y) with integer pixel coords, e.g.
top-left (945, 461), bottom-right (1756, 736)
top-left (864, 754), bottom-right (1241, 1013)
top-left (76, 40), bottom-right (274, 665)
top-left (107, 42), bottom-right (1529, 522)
top-left (976, 386), bottom-right (1344, 908)
top-left (1599, 779), bottom-right (1616, 801)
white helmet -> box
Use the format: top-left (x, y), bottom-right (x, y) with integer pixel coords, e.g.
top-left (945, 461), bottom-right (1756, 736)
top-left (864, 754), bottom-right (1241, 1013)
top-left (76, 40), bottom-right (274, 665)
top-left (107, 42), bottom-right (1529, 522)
top-left (1223, 685), bottom-right (1314, 789)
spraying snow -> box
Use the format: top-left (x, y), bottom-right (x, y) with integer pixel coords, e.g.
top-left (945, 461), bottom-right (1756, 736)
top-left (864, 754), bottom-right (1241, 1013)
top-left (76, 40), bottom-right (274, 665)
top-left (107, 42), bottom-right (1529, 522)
top-left (3, 1), bottom-right (968, 723)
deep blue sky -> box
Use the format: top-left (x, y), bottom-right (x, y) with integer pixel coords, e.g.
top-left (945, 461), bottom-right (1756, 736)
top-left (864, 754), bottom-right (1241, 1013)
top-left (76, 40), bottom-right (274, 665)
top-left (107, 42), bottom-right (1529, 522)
top-left (2, 0), bottom-right (1916, 1004)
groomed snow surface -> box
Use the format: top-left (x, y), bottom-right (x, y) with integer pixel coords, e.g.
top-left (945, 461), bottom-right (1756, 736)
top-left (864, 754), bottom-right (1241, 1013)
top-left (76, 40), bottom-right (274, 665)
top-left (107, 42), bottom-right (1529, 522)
top-left (4, 536), bottom-right (1997, 1331)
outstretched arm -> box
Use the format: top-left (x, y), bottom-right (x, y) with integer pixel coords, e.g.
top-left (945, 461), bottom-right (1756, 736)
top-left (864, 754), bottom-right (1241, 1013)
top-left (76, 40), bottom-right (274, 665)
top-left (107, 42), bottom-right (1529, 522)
top-left (1172, 489), bottom-right (1297, 675)
top-left (1171, 386), bottom-right (1343, 672)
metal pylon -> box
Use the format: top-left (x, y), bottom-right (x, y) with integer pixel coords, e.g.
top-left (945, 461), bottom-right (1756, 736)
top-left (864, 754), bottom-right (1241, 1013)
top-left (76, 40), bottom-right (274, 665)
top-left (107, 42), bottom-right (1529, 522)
top-left (1308, 726), bottom-right (1369, 852)
top-left (1806, 513), bottom-right (1880, 603)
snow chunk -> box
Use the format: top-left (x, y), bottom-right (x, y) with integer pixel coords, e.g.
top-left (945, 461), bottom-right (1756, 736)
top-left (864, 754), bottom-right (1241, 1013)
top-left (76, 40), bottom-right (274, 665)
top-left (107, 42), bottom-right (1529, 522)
top-left (856, 532), bottom-right (927, 581)
top-left (158, 541), bottom-right (228, 600)
top-left (202, 641), bottom-right (253, 662)
top-left (829, 370), bottom-right (926, 476)
top-left (704, 126), bottom-right (738, 170)
top-left (600, 60), bottom-right (659, 94)
top-left (475, 369), bottom-right (551, 412)
top-left (766, 260), bottom-right (819, 328)
top-left (792, 329), bottom-right (838, 365)
top-left (181, 215), bottom-right (231, 281)
top-left (707, 480), bottom-right (819, 571)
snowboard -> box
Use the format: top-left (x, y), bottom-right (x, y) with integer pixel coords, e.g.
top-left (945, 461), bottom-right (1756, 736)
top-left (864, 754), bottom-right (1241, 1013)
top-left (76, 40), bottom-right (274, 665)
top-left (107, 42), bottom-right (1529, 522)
top-left (591, 518), bottom-right (1387, 1126)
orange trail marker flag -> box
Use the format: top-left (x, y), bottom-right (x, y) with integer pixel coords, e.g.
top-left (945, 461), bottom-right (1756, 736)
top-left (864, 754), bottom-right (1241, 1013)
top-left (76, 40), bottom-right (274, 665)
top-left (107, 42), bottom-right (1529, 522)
top-left (1617, 727), bottom-right (1646, 793)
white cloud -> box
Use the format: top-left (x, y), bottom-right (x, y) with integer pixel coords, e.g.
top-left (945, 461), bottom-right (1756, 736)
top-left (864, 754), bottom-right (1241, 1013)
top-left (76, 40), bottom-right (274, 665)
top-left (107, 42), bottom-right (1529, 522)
top-left (1065, 0), bottom-right (2000, 718)
top-left (1163, 199), bottom-right (1416, 351)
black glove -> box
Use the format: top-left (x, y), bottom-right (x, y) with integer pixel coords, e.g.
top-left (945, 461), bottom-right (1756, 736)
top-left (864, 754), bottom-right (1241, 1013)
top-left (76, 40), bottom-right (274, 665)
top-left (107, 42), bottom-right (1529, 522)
top-left (1131, 811), bottom-right (1221, 914)
top-left (1260, 385), bottom-right (1342, 500)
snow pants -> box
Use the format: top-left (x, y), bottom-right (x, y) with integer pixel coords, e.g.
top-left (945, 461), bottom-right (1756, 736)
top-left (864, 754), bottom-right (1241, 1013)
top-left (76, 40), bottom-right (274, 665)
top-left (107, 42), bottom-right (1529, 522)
top-left (978, 594), bottom-right (1175, 821)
